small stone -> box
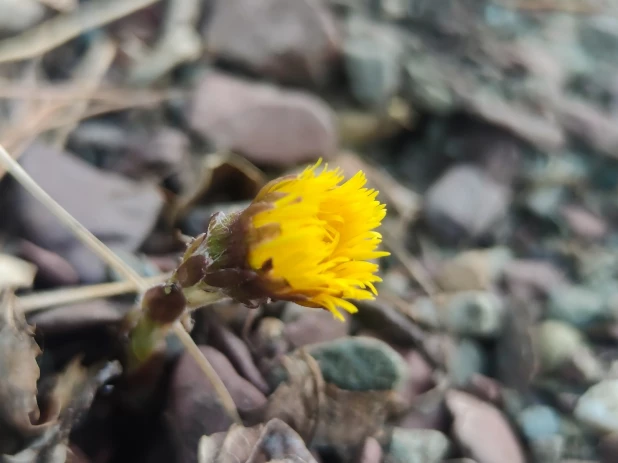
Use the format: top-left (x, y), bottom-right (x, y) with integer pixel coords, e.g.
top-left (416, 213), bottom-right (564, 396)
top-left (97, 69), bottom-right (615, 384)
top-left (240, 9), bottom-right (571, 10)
top-left (306, 336), bottom-right (409, 391)
top-left (424, 165), bottom-right (511, 245)
top-left (436, 248), bottom-right (512, 292)
top-left (560, 204), bottom-right (608, 240)
top-left (204, 0), bottom-right (339, 84)
top-left (599, 432), bottom-right (618, 463)
top-left (384, 428), bottom-right (450, 463)
top-left (579, 16), bottom-right (618, 60)
top-left (523, 186), bottom-right (566, 218)
top-left (343, 17), bottom-right (402, 107)
top-left (547, 284), bottom-right (609, 328)
top-left (283, 308), bottom-right (348, 348)
top-left (398, 349), bottom-right (434, 404)
top-left (0, 0), bottom-right (44, 35)
top-left (529, 436), bottom-right (564, 463)
top-left (448, 338), bottom-right (488, 387)
top-left (355, 437), bottom-right (383, 463)
top-left (534, 320), bottom-right (584, 372)
top-left (468, 374), bottom-right (503, 405)
top-left (534, 320), bottom-right (604, 382)
top-left (397, 398), bottom-right (449, 432)
top-left (119, 127), bottom-right (191, 183)
top-left (447, 390), bottom-right (526, 463)
top-left (442, 291), bottom-right (505, 338)
top-left (382, 269), bottom-right (412, 298)
top-left (409, 296), bottom-right (441, 328)
top-left (205, 318), bottom-right (270, 394)
top-left (575, 380), bottom-right (618, 434)
top-left (503, 259), bottom-right (566, 296)
top-left (187, 72), bottom-right (336, 166)
top-left (167, 346), bottom-right (267, 462)
top-left (517, 405), bottom-right (562, 441)
top-left (404, 55), bottom-right (455, 114)
top-left (10, 143), bottom-right (163, 283)
top-left (560, 417), bottom-right (598, 460)
top-left (17, 240), bottom-right (79, 287)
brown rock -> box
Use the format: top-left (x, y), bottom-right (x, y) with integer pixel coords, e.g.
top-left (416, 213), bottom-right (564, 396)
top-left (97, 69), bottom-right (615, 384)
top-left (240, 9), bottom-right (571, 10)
top-left (187, 72), bottom-right (337, 166)
top-left (398, 399), bottom-right (449, 432)
top-left (503, 259), bottom-right (566, 297)
top-left (28, 300), bottom-right (131, 334)
top-left (166, 346), bottom-right (267, 463)
top-left (11, 142), bottom-right (163, 283)
top-left (435, 248), bottom-right (511, 293)
top-left (355, 437), bottom-right (383, 463)
top-left (398, 350), bottom-right (434, 404)
top-left (284, 308), bottom-right (348, 348)
top-left (17, 240), bottom-right (79, 287)
top-left (560, 204), bottom-right (608, 240)
top-left (424, 165), bottom-right (511, 245)
top-left (446, 390), bottom-right (525, 463)
top-left (119, 128), bottom-right (192, 183)
top-left (204, 0), bottom-right (339, 84)
top-left (599, 432), bottom-right (618, 463)
top-left (205, 318), bottom-right (270, 394)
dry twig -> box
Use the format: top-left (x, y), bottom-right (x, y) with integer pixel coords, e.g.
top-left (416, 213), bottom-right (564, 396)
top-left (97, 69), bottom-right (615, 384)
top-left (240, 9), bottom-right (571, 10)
top-left (0, 0), bottom-right (161, 64)
top-left (52, 35), bottom-right (117, 147)
top-left (381, 228), bottom-right (437, 296)
top-left (17, 274), bottom-right (170, 313)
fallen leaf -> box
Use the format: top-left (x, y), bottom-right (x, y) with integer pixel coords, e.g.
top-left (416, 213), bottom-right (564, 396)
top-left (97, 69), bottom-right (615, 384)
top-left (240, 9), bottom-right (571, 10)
top-left (198, 419), bottom-right (317, 463)
top-left (0, 293), bottom-right (43, 455)
top-left (3, 358), bottom-right (120, 463)
top-left (170, 152), bottom-right (264, 228)
top-left (263, 352), bottom-right (404, 449)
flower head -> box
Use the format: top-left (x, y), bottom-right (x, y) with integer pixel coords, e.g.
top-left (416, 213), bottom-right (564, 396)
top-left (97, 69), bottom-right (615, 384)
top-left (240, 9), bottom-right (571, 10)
top-left (174, 160), bottom-right (389, 320)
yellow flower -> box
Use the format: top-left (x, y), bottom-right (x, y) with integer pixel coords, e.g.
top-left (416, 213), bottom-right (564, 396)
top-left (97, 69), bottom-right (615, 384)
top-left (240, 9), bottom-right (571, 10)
top-left (246, 160), bottom-right (390, 320)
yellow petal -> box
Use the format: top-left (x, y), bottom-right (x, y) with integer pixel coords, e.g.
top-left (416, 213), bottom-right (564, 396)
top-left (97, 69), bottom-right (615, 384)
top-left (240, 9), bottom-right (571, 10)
top-left (247, 160), bottom-right (390, 318)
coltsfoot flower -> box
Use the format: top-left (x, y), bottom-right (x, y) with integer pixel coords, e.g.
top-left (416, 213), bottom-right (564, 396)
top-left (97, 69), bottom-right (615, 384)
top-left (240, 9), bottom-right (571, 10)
top-left (172, 160), bottom-right (390, 320)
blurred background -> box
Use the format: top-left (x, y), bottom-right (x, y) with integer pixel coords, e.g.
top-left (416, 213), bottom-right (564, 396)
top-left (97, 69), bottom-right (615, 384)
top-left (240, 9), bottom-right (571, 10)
top-left (1, 0), bottom-right (618, 462)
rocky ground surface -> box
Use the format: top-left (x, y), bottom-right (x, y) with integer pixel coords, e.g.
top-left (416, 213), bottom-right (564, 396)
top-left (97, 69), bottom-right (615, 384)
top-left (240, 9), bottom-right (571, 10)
top-left (2, 0), bottom-right (618, 462)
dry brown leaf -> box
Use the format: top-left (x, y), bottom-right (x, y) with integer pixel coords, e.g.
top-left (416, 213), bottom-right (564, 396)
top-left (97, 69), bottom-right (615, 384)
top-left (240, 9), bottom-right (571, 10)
top-left (262, 352), bottom-right (403, 449)
top-left (0, 287), bottom-right (119, 459)
top-left (0, 293), bottom-right (43, 455)
top-left (170, 152), bottom-right (265, 226)
top-left (0, 255), bottom-right (37, 289)
top-left (198, 419), bottom-right (316, 463)
top-left (1, 357), bottom-right (120, 463)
